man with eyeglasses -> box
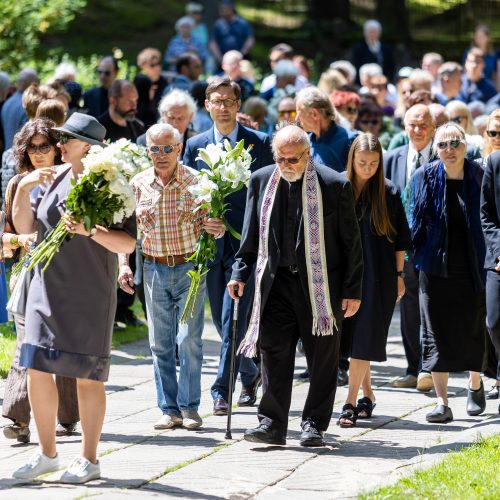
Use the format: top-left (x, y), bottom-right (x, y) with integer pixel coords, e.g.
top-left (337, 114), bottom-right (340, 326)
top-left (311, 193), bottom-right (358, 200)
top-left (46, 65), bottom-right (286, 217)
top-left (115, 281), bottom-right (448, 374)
top-left (118, 123), bottom-right (225, 431)
top-left (384, 104), bottom-right (436, 392)
top-left (227, 125), bottom-right (362, 446)
top-left (295, 86), bottom-right (352, 173)
top-left (183, 76), bottom-right (273, 417)
top-left (83, 56), bottom-right (118, 119)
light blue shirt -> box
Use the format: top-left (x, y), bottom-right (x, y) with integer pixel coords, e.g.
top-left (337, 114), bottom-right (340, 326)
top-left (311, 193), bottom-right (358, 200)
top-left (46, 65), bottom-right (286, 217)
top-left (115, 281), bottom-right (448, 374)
top-left (214, 124), bottom-right (238, 146)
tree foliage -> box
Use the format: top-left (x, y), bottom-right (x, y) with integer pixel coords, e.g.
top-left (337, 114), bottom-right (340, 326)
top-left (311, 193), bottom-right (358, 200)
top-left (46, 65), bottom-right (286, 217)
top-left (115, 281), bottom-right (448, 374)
top-left (0, 0), bottom-right (86, 74)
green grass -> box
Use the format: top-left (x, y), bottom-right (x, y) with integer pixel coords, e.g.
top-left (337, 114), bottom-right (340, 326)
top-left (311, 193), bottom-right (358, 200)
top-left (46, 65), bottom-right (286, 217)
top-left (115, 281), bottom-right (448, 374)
top-left (360, 433), bottom-right (500, 500)
top-left (0, 323), bottom-right (17, 378)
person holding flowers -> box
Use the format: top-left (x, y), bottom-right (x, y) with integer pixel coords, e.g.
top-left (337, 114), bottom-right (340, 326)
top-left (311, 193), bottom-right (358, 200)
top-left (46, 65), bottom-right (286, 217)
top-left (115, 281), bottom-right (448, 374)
top-left (118, 123), bottom-right (225, 431)
top-left (11, 113), bottom-right (137, 483)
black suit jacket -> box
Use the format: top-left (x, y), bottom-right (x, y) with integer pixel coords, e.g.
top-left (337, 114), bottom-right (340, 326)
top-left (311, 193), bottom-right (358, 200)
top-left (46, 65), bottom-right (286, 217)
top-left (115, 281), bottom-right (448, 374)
top-left (183, 124), bottom-right (274, 260)
top-left (83, 87), bottom-right (108, 119)
top-left (232, 163), bottom-right (363, 320)
top-left (352, 40), bottom-right (395, 82)
top-left (481, 151), bottom-right (500, 270)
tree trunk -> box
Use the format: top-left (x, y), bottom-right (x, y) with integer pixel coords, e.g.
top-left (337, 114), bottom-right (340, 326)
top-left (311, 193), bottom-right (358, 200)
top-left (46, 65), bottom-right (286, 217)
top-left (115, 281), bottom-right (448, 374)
top-left (309, 0), bottom-right (350, 22)
top-left (377, 0), bottom-right (409, 43)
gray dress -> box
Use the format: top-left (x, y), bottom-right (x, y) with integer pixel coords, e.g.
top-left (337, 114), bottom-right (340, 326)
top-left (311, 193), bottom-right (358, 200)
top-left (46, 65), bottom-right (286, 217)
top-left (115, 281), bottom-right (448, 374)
top-left (20, 166), bottom-right (136, 381)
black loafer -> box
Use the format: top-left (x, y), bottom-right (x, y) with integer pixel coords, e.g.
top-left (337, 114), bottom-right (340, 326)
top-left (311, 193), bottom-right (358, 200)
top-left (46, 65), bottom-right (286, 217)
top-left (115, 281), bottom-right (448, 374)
top-left (467, 380), bottom-right (486, 416)
top-left (486, 384), bottom-right (499, 400)
top-left (298, 369), bottom-right (309, 380)
top-left (300, 420), bottom-right (325, 447)
top-left (244, 424), bottom-right (286, 445)
top-left (426, 404), bottom-right (453, 423)
top-left (337, 368), bottom-right (349, 386)
top-left (237, 375), bottom-right (261, 407)
top-left (213, 397), bottom-right (228, 416)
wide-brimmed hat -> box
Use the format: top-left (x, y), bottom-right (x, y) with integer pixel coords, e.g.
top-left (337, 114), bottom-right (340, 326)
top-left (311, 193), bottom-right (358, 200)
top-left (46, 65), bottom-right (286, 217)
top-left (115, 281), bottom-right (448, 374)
top-left (54, 112), bottom-right (107, 146)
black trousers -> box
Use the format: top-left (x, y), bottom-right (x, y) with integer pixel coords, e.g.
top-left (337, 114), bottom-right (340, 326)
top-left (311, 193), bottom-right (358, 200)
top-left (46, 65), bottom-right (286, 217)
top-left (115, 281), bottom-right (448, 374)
top-left (486, 270), bottom-right (500, 379)
top-left (400, 258), bottom-right (422, 376)
top-left (257, 267), bottom-right (340, 434)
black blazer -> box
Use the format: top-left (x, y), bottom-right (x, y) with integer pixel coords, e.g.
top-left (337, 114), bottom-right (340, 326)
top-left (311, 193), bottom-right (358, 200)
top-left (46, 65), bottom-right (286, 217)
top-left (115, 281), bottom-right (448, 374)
top-left (83, 87), bottom-right (108, 119)
top-left (183, 124), bottom-right (274, 259)
top-left (232, 163), bottom-right (363, 320)
top-left (352, 40), bottom-right (395, 82)
top-left (481, 151), bottom-right (500, 270)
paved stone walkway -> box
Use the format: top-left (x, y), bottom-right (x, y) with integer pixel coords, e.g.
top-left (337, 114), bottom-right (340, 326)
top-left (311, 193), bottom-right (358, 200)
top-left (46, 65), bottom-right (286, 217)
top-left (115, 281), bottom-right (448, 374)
top-left (1, 308), bottom-right (499, 499)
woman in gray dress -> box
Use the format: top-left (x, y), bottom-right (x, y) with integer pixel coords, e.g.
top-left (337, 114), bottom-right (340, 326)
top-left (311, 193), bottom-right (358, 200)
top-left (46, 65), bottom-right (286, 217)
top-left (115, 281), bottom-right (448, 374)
top-left (11, 113), bottom-right (136, 483)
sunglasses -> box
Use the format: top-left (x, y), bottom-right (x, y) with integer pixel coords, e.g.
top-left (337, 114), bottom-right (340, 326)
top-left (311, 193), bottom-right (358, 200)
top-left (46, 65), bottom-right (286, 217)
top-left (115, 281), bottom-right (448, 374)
top-left (486, 130), bottom-right (500, 138)
top-left (450, 116), bottom-right (467, 123)
top-left (27, 143), bottom-right (52, 154)
top-left (278, 110), bottom-right (296, 118)
top-left (274, 148), bottom-right (308, 165)
top-left (58, 134), bottom-right (75, 145)
top-left (148, 144), bottom-right (178, 154)
top-left (97, 70), bottom-right (112, 76)
top-left (360, 119), bottom-right (381, 126)
top-left (148, 62), bottom-right (161, 68)
top-left (436, 139), bottom-right (464, 150)
top-left (344, 106), bottom-right (358, 115)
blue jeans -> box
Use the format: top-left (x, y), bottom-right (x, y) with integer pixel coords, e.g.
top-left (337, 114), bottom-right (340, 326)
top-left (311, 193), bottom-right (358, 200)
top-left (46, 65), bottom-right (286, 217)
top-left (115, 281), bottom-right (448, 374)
top-left (143, 260), bottom-right (205, 416)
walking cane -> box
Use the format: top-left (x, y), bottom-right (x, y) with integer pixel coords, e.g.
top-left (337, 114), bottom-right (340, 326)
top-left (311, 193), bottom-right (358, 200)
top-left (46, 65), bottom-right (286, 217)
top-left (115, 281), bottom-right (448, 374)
top-left (225, 285), bottom-right (239, 439)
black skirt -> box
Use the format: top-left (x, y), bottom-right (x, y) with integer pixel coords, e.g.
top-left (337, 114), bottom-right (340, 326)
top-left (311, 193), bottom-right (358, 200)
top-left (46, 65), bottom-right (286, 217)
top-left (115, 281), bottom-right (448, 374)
top-left (420, 271), bottom-right (486, 372)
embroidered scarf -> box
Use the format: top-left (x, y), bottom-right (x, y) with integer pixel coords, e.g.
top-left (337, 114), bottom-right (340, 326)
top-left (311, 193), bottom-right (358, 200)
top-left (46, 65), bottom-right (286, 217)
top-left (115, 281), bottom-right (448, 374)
top-left (238, 161), bottom-right (337, 358)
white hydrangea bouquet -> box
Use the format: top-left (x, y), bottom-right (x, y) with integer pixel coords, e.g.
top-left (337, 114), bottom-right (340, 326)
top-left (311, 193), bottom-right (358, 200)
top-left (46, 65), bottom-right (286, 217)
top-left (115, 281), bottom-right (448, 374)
top-left (24, 139), bottom-right (150, 271)
top-left (180, 138), bottom-right (252, 323)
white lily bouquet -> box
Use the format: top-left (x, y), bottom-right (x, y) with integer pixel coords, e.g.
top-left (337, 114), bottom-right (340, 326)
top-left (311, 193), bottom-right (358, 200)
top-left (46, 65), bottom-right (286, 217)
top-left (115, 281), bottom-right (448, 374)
top-left (180, 139), bottom-right (252, 323)
top-left (23, 139), bottom-right (150, 272)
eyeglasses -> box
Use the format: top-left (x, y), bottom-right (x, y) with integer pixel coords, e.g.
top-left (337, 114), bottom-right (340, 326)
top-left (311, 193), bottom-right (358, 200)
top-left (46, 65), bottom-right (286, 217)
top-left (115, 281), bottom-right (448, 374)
top-left (148, 62), bottom-right (161, 68)
top-left (27, 143), bottom-right (52, 154)
top-left (209, 98), bottom-right (238, 108)
top-left (148, 144), bottom-right (179, 154)
top-left (436, 139), bottom-right (464, 150)
top-left (343, 106), bottom-right (358, 115)
top-left (274, 148), bottom-right (308, 165)
top-left (278, 110), bottom-right (296, 119)
top-left (360, 119), bottom-right (381, 126)
top-left (58, 134), bottom-right (74, 145)
top-left (97, 70), bottom-right (112, 76)
top-left (486, 130), bottom-right (500, 138)
top-left (451, 116), bottom-right (467, 123)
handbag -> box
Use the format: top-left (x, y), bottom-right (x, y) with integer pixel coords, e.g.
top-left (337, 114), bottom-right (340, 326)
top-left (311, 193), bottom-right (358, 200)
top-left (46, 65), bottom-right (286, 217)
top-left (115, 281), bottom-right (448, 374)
top-left (6, 262), bottom-right (31, 317)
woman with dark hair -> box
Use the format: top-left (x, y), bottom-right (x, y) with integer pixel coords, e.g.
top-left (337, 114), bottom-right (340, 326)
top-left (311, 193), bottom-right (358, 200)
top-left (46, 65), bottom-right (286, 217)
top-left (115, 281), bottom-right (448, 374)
top-left (338, 133), bottom-right (411, 427)
top-left (2, 118), bottom-right (79, 445)
top-left (409, 122), bottom-right (487, 423)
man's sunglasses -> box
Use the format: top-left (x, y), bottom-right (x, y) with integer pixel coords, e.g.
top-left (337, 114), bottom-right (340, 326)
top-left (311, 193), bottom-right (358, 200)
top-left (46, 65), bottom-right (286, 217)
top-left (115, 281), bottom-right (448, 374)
top-left (274, 148), bottom-right (308, 165)
top-left (97, 70), bottom-right (112, 76)
top-left (486, 130), bottom-right (500, 138)
top-left (58, 134), bottom-right (74, 144)
top-left (436, 139), bottom-right (464, 150)
top-left (148, 144), bottom-right (178, 154)
top-left (278, 110), bottom-right (296, 119)
top-left (27, 143), bottom-right (52, 154)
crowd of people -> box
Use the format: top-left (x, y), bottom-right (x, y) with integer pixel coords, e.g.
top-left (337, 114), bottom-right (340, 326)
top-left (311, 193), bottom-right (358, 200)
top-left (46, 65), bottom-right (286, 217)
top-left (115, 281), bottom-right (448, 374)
top-left (0, 0), bottom-right (499, 485)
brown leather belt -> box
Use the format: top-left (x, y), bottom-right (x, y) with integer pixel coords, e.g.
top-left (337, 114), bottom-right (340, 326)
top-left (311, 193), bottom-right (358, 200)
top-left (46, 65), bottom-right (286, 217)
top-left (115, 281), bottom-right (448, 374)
top-left (144, 254), bottom-right (191, 266)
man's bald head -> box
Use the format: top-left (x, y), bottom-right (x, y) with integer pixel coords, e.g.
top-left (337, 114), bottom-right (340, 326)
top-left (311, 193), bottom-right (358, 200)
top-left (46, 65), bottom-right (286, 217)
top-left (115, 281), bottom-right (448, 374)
top-left (272, 124), bottom-right (310, 154)
top-left (404, 104), bottom-right (435, 151)
top-left (272, 125), bottom-right (311, 182)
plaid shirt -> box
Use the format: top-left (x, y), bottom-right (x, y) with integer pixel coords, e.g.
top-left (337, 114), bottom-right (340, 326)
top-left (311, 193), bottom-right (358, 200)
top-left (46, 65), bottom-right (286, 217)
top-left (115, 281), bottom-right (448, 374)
top-left (132, 164), bottom-right (204, 257)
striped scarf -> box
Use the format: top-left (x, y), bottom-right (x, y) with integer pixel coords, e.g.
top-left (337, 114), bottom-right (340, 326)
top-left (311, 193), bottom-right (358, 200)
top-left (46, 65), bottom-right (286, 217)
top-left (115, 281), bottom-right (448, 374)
top-left (238, 161), bottom-right (337, 358)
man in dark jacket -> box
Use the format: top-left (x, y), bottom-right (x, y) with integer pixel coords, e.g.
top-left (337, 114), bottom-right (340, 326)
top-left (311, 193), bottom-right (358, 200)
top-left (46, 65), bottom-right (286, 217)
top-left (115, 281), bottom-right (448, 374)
top-left (228, 125), bottom-right (363, 446)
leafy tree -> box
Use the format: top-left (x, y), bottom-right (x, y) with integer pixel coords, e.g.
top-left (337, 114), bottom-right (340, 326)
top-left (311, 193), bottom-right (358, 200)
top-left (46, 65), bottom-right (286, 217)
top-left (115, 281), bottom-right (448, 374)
top-left (0, 0), bottom-right (86, 74)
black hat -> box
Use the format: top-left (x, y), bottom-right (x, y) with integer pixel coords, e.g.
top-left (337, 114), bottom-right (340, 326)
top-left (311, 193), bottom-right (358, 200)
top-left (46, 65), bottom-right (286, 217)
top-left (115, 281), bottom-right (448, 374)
top-left (54, 112), bottom-right (107, 146)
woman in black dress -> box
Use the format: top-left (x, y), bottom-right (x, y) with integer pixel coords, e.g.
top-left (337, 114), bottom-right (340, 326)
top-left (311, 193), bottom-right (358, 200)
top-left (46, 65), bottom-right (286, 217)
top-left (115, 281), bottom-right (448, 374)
top-left (11, 113), bottom-right (136, 482)
top-left (410, 122), bottom-right (486, 423)
top-left (338, 133), bottom-right (411, 427)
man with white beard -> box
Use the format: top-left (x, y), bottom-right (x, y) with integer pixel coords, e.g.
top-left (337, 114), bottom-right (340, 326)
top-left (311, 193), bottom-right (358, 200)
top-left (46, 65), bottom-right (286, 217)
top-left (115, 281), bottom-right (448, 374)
top-left (228, 125), bottom-right (363, 447)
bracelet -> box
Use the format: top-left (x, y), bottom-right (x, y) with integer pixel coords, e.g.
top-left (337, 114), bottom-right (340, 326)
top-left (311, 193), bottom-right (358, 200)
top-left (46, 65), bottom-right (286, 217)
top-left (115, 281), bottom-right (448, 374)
top-left (396, 271), bottom-right (405, 278)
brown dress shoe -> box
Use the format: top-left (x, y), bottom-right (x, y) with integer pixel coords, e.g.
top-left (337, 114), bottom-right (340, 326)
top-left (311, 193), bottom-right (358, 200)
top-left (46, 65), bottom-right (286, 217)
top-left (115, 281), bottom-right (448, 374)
top-left (237, 375), bottom-right (261, 407)
top-left (213, 397), bottom-right (228, 416)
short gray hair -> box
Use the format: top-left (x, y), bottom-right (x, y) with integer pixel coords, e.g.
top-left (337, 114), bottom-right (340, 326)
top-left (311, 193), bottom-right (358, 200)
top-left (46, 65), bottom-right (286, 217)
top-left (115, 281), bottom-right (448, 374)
top-left (329, 60), bottom-right (356, 83)
top-left (18, 69), bottom-right (39, 91)
top-left (364, 19), bottom-right (382, 33)
top-left (359, 63), bottom-right (382, 81)
top-left (159, 89), bottom-right (197, 117)
top-left (272, 125), bottom-right (310, 154)
top-left (274, 59), bottom-right (298, 78)
top-left (146, 123), bottom-right (182, 145)
top-left (296, 86), bottom-right (335, 120)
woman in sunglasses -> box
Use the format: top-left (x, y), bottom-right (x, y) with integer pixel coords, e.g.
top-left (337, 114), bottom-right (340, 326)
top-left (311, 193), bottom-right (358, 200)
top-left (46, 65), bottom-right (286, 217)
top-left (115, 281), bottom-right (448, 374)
top-left (2, 118), bottom-right (80, 445)
top-left (409, 122), bottom-right (487, 423)
top-left (338, 133), bottom-right (411, 427)
top-left (330, 90), bottom-right (360, 131)
top-left (483, 109), bottom-right (500, 160)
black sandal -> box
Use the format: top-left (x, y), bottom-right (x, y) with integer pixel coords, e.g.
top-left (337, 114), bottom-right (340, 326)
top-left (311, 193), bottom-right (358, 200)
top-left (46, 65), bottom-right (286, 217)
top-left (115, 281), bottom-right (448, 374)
top-left (357, 397), bottom-right (376, 419)
top-left (337, 403), bottom-right (358, 427)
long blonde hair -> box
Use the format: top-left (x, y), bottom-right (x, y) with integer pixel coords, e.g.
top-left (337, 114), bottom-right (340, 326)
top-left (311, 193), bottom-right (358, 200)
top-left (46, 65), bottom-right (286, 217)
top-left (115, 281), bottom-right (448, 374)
top-left (346, 133), bottom-right (395, 242)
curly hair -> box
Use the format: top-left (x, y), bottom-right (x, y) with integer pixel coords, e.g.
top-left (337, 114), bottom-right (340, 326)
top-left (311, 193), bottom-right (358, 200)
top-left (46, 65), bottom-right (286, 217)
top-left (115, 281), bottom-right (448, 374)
top-left (12, 118), bottom-right (62, 173)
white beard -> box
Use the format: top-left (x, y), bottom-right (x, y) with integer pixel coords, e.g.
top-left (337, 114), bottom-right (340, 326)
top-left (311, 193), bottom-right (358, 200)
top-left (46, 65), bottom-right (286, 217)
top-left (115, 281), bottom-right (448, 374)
top-left (279, 169), bottom-right (304, 182)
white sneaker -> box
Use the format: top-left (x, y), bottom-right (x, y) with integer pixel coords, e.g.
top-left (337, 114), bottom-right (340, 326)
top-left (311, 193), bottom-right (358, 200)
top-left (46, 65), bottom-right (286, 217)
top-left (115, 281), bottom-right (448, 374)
top-left (181, 410), bottom-right (203, 429)
top-left (154, 414), bottom-right (183, 429)
top-left (60, 456), bottom-right (100, 484)
top-left (12, 450), bottom-right (60, 480)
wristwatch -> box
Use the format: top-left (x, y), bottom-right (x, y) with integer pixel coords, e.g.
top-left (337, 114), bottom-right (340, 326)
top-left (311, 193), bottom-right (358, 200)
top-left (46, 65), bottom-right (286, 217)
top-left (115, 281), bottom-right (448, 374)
top-left (396, 270), bottom-right (405, 278)
top-left (89, 227), bottom-right (98, 238)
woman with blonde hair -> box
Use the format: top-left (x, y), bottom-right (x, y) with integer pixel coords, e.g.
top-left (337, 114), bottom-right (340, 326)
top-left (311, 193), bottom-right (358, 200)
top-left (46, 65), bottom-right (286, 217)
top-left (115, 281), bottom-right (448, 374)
top-left (482, 108), bottom-right (500, 158)
top-left (338, 133), bottom-right (411, 427)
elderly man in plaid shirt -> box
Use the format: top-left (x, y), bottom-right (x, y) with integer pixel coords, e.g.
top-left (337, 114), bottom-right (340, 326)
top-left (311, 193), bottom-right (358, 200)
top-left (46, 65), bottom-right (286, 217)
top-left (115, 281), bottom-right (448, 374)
top-left (118, 123), bottom-right (225, 430)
